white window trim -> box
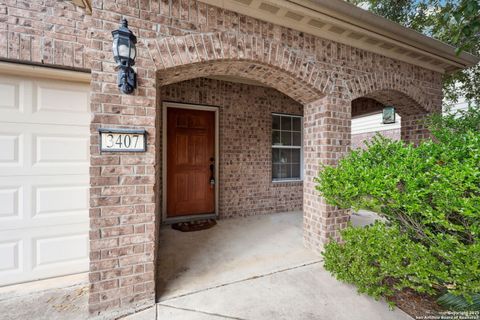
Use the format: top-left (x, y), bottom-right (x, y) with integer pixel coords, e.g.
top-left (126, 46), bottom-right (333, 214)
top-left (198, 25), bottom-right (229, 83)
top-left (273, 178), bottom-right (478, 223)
top-left (271, 113), bottom-right (304, 183)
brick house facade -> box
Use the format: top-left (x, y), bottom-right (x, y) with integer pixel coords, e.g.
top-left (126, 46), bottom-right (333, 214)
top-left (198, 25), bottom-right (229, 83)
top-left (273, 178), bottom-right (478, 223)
top-left (0, 0), bottom-right (477, 318)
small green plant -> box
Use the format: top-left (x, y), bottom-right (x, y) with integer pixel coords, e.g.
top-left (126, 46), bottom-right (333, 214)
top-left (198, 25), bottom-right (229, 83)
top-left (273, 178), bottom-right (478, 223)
top-left (317, 107), bottom-right (480, 310)
top-left (437, 292), bottom-right (480, 311)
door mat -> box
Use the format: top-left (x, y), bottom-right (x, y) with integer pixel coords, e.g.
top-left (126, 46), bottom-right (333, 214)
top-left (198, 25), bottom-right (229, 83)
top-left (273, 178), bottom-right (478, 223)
top-left (171, 219), bottom-right (217, 232)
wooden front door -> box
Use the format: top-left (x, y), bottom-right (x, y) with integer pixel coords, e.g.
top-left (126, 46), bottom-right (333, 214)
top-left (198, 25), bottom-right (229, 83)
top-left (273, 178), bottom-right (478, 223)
top-left (166, 107), bottom-right (215, 218)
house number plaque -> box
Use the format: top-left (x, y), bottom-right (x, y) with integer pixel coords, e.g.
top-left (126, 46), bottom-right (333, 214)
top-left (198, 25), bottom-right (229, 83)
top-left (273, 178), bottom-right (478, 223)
top-left (99, 128), bottom-right (147, 152)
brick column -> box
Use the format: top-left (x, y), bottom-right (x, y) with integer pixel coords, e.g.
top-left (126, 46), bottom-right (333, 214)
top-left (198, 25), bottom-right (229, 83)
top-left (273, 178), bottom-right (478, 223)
top-left (303, 95), bottom-right (351, 252)
top-left (88, 44), bottom-right (158, 316)
top-left (400, 112), bottom-right (432, 145)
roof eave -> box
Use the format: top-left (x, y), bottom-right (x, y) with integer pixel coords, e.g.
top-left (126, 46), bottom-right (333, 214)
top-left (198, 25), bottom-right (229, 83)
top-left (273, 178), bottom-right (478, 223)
top-left (198, 0), bottom-right (479, 73)
top-left (306, 0), bottom-right (479, 70)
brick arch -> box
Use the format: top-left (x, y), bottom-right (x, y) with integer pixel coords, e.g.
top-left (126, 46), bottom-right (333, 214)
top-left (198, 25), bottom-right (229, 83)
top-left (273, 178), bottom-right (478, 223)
top-left (354, 89), bottom-right (428, 117)
top-left (346, 73), bottom-right (439, 115)
top-left (145, 31), bottom-right (330, 104)
top-left (347, 74), bottom-right (443, 146)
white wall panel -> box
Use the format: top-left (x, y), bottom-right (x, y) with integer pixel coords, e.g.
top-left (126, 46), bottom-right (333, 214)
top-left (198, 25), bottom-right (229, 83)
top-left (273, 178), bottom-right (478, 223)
top-left (352, 112), bottom-right (400, 134)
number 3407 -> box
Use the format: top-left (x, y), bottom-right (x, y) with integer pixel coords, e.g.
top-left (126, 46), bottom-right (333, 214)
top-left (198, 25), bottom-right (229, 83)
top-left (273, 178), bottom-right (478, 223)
top-left (103, 133), bottom-right (142, 150)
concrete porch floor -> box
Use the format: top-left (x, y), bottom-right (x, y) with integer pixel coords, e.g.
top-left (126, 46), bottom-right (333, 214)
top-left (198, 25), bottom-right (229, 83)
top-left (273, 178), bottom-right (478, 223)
top-left (132, 211), bottom-right (411, 320)
top-left (0, 211), bottom-right (409, 320)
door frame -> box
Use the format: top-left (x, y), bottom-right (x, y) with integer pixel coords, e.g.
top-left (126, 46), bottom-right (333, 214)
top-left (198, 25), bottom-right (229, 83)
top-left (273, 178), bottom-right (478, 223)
top-left (162, 102), bottom-right (219, 223)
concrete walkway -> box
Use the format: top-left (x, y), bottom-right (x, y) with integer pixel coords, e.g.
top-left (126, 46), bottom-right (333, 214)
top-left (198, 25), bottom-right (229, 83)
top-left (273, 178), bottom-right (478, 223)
top-left (124, 211), bottom-right (411, 320)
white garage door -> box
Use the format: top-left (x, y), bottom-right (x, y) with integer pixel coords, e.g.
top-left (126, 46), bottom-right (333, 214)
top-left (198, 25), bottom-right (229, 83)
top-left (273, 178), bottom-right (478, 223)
top-left (0, 73), bottom-right (90, 286)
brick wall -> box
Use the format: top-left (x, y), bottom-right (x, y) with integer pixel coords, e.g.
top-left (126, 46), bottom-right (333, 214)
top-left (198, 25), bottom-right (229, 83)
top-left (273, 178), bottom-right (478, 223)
top-left (352, 129), bottom-right (401, 149)
top-left (161, 77), bottom-right (303, 219)
top-left (0, 0), bottom-right (90, 69)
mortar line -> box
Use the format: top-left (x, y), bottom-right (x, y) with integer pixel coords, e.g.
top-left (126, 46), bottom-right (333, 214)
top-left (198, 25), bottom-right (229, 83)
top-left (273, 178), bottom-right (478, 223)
top-left (158, 259), bottom-right (323, 303)
top-left (157, 304), bottom-right (247, 320)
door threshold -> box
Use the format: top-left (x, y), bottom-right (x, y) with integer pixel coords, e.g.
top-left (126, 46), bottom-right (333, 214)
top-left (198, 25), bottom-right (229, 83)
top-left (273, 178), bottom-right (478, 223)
top-left (163, 213), bottom-right (217, 225)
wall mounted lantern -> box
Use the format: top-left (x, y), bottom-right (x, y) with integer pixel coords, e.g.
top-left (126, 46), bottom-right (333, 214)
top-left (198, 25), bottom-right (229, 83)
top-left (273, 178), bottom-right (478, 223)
top-left (382, 106), bottom-right (396, 124)
top-left (112, 18), bottom-right (137, 94)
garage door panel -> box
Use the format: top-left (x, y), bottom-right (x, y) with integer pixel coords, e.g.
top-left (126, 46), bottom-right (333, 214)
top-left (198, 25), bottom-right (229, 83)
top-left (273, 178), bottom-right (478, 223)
top-left (0, 123), bottom-right (88, 176)
top-left (0, 240), bottom-right (21, 273)
top-left (0, 186), bottom-right (21, 218)
top-left (35, 135), bottom-right (89, 164)
top-left (35, 185), bottom-right (88, 217)
top-left (0, 134), bottom-right (21, 164)
top-left (34, 233), bottom-right (88, 268)
top-left (0, 76), bottom-right (26, 112)
top-left (0, 175), bottom-right (88, 231)
top-left (0, 75), bottom-right (89, 126)
top-left (0, 224), bottom-right (88, 286)
top-left (36, 81), bottom-right (89, 114)
top-left (0, 73), bottom-right (90, 286)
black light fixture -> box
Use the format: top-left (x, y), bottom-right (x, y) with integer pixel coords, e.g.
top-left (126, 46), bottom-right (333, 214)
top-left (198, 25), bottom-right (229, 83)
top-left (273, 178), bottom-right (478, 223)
top-left (112, 18), bottom-right (137, 94)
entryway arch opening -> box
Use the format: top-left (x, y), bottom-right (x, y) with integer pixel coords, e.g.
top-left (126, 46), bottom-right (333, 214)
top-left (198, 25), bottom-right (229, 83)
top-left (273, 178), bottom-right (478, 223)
top-left (149, 29), bottom-right (330, 296)
top-left (155, 73), bottom-right (313, 301)
top-left (351, 87), bottom-right (440, 147)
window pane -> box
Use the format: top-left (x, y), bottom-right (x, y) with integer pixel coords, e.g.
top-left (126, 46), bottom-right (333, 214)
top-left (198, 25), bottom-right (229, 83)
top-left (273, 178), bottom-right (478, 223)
top-left (272, 115), bottom-right (281, 130)
top-left (272, 164), bottom-right (280, 179)
top-left (280, 149), bottom-right (291, 163)
top-left (292, 149), bottom-right (301, 163)
top-left (292, 117), bottom-right (301, 131)
top-left (272, 130), bottom-right (281, 145)
top-left (272, 148), bottom-right (280, 163)
top-left (292, 132), bottom-right (301, 146)
top-left (272, 164), bottom-right (289, 179)
top-left (283, 164), bottom-right (291, 179)
top-left (281, 116), bottom-right (291, 130)
top-left (281, 131), bottom-right (291, 146)
top-left (291, 163), bottom-right (300, 179)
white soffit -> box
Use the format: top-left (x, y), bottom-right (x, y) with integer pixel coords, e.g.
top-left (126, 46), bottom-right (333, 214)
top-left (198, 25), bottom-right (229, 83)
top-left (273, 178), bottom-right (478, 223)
top-left (200, 0), bottom-right (479, 74)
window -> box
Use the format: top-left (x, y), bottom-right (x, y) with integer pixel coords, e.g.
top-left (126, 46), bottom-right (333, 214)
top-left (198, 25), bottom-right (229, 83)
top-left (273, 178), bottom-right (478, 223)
top-left (272, 114), bottom-right (303, 181)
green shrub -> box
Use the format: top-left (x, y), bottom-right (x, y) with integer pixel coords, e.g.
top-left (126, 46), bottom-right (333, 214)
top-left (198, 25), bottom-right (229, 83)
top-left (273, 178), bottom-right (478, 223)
top-left (316, 133), bottom-right (480, 245)
top-left (316, 107), bottom-right (480, 308)
top-left (323, 222), bottom-right (448, 299)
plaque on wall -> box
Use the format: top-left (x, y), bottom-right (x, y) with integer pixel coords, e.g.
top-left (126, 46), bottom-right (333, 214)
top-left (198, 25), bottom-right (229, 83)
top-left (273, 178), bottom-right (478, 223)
top-left (99, 128), bottom-right (147, 152)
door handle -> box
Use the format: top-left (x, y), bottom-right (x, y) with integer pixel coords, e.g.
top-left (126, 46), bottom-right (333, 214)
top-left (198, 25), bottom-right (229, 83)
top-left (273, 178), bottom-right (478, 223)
top-left (209, 159), bottom-right (215, 186)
